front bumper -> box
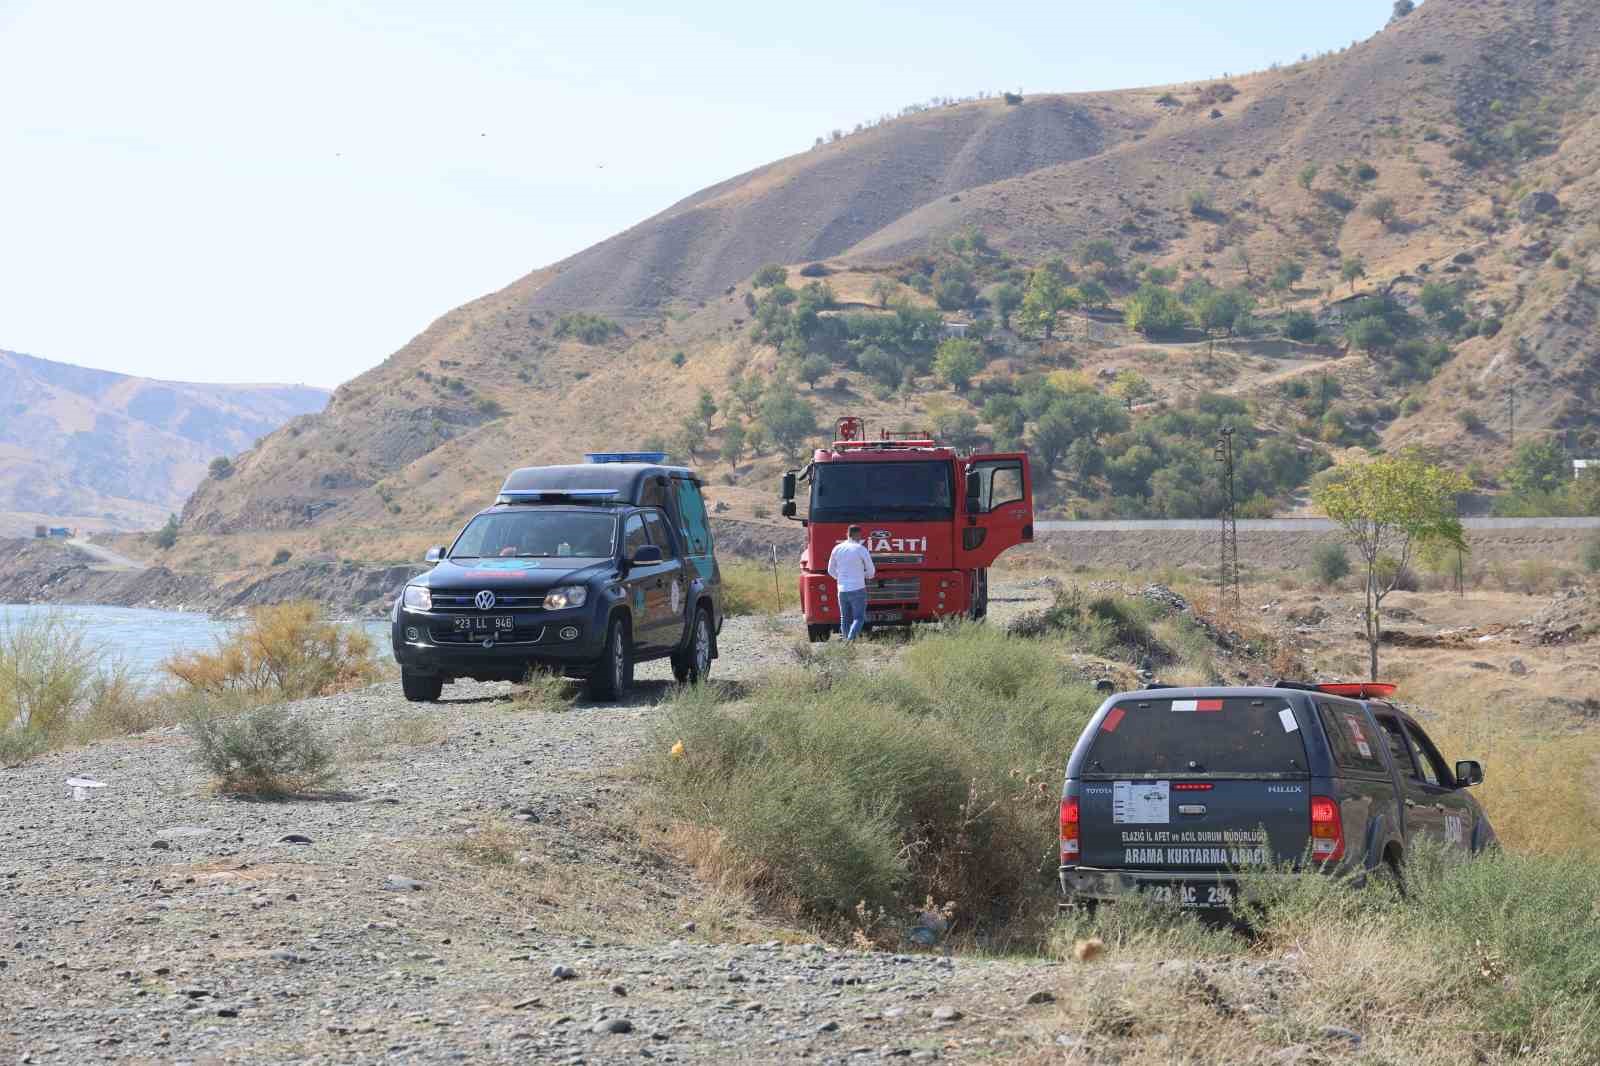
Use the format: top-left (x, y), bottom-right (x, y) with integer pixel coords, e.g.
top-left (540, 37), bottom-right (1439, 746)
top-left (392, 605), bottom-right (606, 679)
top-left (799, 568), bottom-right (971, 623)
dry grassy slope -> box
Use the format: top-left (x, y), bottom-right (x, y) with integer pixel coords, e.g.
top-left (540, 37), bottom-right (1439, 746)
top-left (0, 349), bottom-right (327, 530)
top-left (178, 0), bottom-right (1600, 559)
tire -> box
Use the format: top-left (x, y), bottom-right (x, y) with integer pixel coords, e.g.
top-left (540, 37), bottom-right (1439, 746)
top-left (401, 670), bottom-right (443, 703)
top-left (672, 606), bottom-right (715, 684)
top-left (587, 615), bottom-right (633, 702)
top-left (806, 623), bottom-right (833, 644)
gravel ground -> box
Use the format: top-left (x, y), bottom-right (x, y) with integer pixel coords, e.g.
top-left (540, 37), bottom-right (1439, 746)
top-left (1, 588), bottom-right (1115, 1065)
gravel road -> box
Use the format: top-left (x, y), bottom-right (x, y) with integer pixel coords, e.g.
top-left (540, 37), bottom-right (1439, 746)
top-left (2, 588), bottom-right (1110, 1065)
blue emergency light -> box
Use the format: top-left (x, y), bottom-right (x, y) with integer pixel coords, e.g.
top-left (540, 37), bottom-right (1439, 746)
top-left (585, 452), bottom-right (667, 465)
top-left (495, 488), bottom-right (621, 504)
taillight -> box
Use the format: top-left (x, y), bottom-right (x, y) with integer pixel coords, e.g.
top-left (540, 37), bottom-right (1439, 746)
top-left (1310, 795), bottom-right (1344, 862)
top-left (1060, 798), bottom-right (1080, 863)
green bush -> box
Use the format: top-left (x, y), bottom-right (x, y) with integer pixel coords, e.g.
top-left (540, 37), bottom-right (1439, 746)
top-left (552, 312), bottom-right (621, 344)
top-left (153, 514), bottom-right (180, 550)
top-left (1309, 541), bottom-right (1351, 586)
top-left (646, 625), bottom-right (1099, 940)
top-left (752, 264), bottom-right (788, 288)
top-left (184, 703), bottom-right (335, 795)
top-left (271, 548), bottom-right (293, 566)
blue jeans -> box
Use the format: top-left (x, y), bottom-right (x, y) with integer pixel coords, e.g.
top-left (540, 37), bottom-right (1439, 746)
top-left (839, 588), bottom-right (868, 641)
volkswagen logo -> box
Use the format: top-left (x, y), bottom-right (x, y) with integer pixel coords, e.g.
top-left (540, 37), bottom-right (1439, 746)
top-left (475, 590), bottom-right (496, 611)
top-left (871, 529), bottom-right (892, 540)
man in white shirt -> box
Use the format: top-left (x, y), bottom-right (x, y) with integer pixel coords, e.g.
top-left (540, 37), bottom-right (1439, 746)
top-left (826, 524), bottom-right (875, 640)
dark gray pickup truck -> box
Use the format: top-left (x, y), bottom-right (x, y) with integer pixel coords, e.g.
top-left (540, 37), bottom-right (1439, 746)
top-left (1058, 683), bottom-right (1494, 910)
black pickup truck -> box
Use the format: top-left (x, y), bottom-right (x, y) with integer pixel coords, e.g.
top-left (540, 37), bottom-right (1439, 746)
top-left (1058, 683), bottom-right (1494, 909)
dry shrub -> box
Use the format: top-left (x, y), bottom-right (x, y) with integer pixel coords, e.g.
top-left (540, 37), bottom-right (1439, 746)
top-left (165, 602), bottom-right (378, 699)
top-left (504, 669), bottom-right (574, 711)
top-left (338, 712), bottom-right (444, 762)
top-left (184, 703), bottom-right (335, 795)
top-left (719, 560), bottom-right (783, 617)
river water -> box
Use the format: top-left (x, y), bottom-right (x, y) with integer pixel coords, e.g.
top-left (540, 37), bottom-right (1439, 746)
top-left (0, 604), bottom-right (392, 685)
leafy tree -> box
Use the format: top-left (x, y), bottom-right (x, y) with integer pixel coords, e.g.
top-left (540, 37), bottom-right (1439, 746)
top-left (1341, 256), bottom-right (1367, 293)
top-left (676, 415), bottom-right (707, 459)
top-left (1075, 278), bottom-right (1110, 311)
top-left (858, 346), bottom-right (902, 389)
top-left (1017, 264), bottom-right (1077, 339)
top-left (933, 338), bottom-right (984, 393)
top-left (1505, 439), bottom-right (1567, 498)
top-left (153, 514), bottom-right (180, 550)
top-left (1391, 0), bottom-right (1414, 19)
top-left (730, 373), bottom-right (764, 419)
top-left (933, 410), bottom-right (983, 451)
top-left (798, 353), bottom-right (831, 389)
top-left (1030, 391), bottom-right (1128, 476)
top-left (758, 383), bottom-right (818, 460)
top-left (753, 264), bottom-right (788, 288)
top-left (933, 262), bottom-right (977, 311)
top-left (1063, 437), bottom-right (1105, 488)
top-left (1196, 287), bottom-right (1255, 337)
top-left (208, 456), bottom-right (233, 480)
top-left (1419, 281), bottom-right (1461, 318)
top-left (1108, 370), bottom-right (1155, 408)
top-left (720, 420), bottom-right (746, 464)
top-left (1364, 195), bottom-right (1398, 227)
top-left (1285, 311), bottom-right (1319, 341)
top-left (1313, 454), bottom-right (1469, 679)
top-left (1079, 239), bottom-right (1120, 270)
top-left (981, 395), bottom-right (1025, 441)
top-left (1269, 260), bottom-right (1304, 302)
top-left (695, 387), bottom-right (718, 431)
top-left (1345, 315), bottom-right (1395, 355)
top-left (1297, 163), bottom-right (1320, 191)
top-left (993, 283), bottom-right (1024, 328)
top-left (745, 424), bottom-right (768, 457)
top-left (870, 277), bottom-right (897, 308)
top-left (1124, 284), bottom-right (1190, 337)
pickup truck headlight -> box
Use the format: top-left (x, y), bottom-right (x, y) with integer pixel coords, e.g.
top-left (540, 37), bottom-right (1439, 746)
top-left (403, 585), bottom-right (433, 611)
top-left (544, 585), bottom-right (587, 610)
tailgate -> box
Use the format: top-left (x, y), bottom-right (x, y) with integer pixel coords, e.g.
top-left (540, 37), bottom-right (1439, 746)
top-left (1074, 694), bottom-right (1312, 871)
top-left (1078, 778), bottom-right (1310, 870)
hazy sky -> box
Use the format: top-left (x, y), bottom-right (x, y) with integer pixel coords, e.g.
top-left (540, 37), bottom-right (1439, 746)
top-left (0, 1), bottom-right (1399, 388)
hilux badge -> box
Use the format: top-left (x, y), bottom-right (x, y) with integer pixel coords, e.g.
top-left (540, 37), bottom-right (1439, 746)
top-left (475, 590), bottom-right (496, 610)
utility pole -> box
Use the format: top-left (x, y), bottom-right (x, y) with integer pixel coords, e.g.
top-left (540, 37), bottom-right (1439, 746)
top-left (1214, 426), bottom-right (1240, 608)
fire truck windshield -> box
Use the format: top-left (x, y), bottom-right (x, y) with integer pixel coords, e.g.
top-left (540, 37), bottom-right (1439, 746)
top-left (809, 461), bottom-right (954, 523)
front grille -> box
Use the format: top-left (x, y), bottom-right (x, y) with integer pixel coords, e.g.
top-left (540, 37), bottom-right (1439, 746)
top-left (867, 578), bottom-right (921, 606)
top-left (871, 554), bottom-right (925, 566)
top-left (430, 625), bottom-right (547, 646)
top-left (430, 592), bottom-right (546, 613)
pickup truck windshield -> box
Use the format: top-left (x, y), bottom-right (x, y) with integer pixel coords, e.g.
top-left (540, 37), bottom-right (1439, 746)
top-left (809, 461), bottom-right (954, 523)
top-left (1083, 697), bottom-right (1309, 775)
top-left (450, 512), bottom-right (616, 560)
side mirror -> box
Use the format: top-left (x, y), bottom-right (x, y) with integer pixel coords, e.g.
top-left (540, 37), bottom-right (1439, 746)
top-left (1455, 760), bottom-right (1484, 787)
top-left (631, 544), bottom-right (663, 565)
top-left (781, 471), bottom-right (796, 501)
top-left (781, 500), bottom-right (797, 519)
top-left (424, 546), bottom-right (445, 563)
top-left (965, 470), bottom-right (983, 513)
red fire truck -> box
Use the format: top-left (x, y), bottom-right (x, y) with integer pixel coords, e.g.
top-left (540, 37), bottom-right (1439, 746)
top-left (781, 416), bottom-right (1035, 642)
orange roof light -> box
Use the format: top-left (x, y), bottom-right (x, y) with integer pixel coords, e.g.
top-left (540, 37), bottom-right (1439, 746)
top-left (1315, 682), bottom-right (1397, 699)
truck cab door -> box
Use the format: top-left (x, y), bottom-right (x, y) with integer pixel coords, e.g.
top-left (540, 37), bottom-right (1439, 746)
top-left (956, 454), bottom-right (1034, 569)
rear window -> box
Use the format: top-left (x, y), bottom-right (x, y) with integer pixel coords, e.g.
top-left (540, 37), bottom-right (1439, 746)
top-left (1083, 696), bottom-right (1309, 775)
top-left (1316, 700), bottom-right (1389, 774)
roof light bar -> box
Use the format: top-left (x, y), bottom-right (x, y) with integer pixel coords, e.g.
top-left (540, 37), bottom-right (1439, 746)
top-left (585, 452), bottom-right (667, 464)
top-left (495, 488), bottom-right (621, 504)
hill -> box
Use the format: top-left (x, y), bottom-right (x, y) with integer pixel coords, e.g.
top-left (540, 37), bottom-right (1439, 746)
top-left (0, 349), bottom-right (327, 536)
top-left (169, 0), bottom-right (1600, 573)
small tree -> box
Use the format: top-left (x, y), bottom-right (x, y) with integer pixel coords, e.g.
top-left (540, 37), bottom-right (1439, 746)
top-left (208, 456), bottom-right (233, 480)
top-left (1018, 263), bottom-right (1077, 339)
top-left (870, 277), bottom-right (897, 308)
top-left (695, 387), bottom-right (718, 431)
top-left (154, 514), bottom-right (180, 550)
top-left (1313, 454), bottom-right (1469, 680)
top-left (1364, 195), bottom-right (1399, 228)
top-left (1079, 239), bottom-right (1121, 271)
top-left (753, 264), bottom-right (787, 288)
top-left (730, 373), bottom-right (764, 419)
top-left (1346, 315), bottom-right (1395, 356)
top-left (676, 416), bottom-right (707, 459)
top-left (1391, 0), bottom-right (1414, 19)
top-left (1108, 370), bottom-right (1154, 408)
top-left (720, 420), bottom-right (746, 465)
top-left (798, 353), bottom-right (831, 389)
top-left (1076, 278), bottom-right (1110, 311)
top-left (1341, 256), bottom-right (1367, 294)
top-left (1310, 542), bottom-right (1351, 586)
top-left (993, 283), bottom-right (1024, 328)
top-left (1297, 163), bottom-right (1320, 191)
top-left (1504, 439), bottom-right (1567, 498)
top-left (758, 383), bottom-right (817, 461)
top-left (933, 338), bottom-right (983, 393)
top-left (1124, 284), bottom-right (1190, 337)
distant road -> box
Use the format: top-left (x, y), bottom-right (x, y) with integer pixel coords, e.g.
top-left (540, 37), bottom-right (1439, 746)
top-left (1035, 517), bottom-right (1600, 533)
top-left (67, 537), bottom-right (148, 572)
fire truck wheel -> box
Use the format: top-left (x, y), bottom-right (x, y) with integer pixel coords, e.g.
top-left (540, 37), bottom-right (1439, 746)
top-left (806, 624), bottom-right (833, 644)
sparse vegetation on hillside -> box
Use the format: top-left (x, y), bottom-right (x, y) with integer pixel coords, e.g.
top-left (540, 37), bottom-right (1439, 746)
top-left (552, 312), bottom-right (621, 345)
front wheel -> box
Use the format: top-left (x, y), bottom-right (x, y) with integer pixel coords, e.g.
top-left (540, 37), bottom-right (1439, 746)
top-left (672, 606), bottom-right (714, 684)
top-left (587, 615), bottom-right (633, 702)
top-left (806, 623), bottom-right (833, 644)
top-left (401, 670), bottom-right (443, 703)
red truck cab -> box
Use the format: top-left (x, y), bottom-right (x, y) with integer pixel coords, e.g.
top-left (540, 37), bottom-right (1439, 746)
top-left (782, 416), bottom-right (1034, 641)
